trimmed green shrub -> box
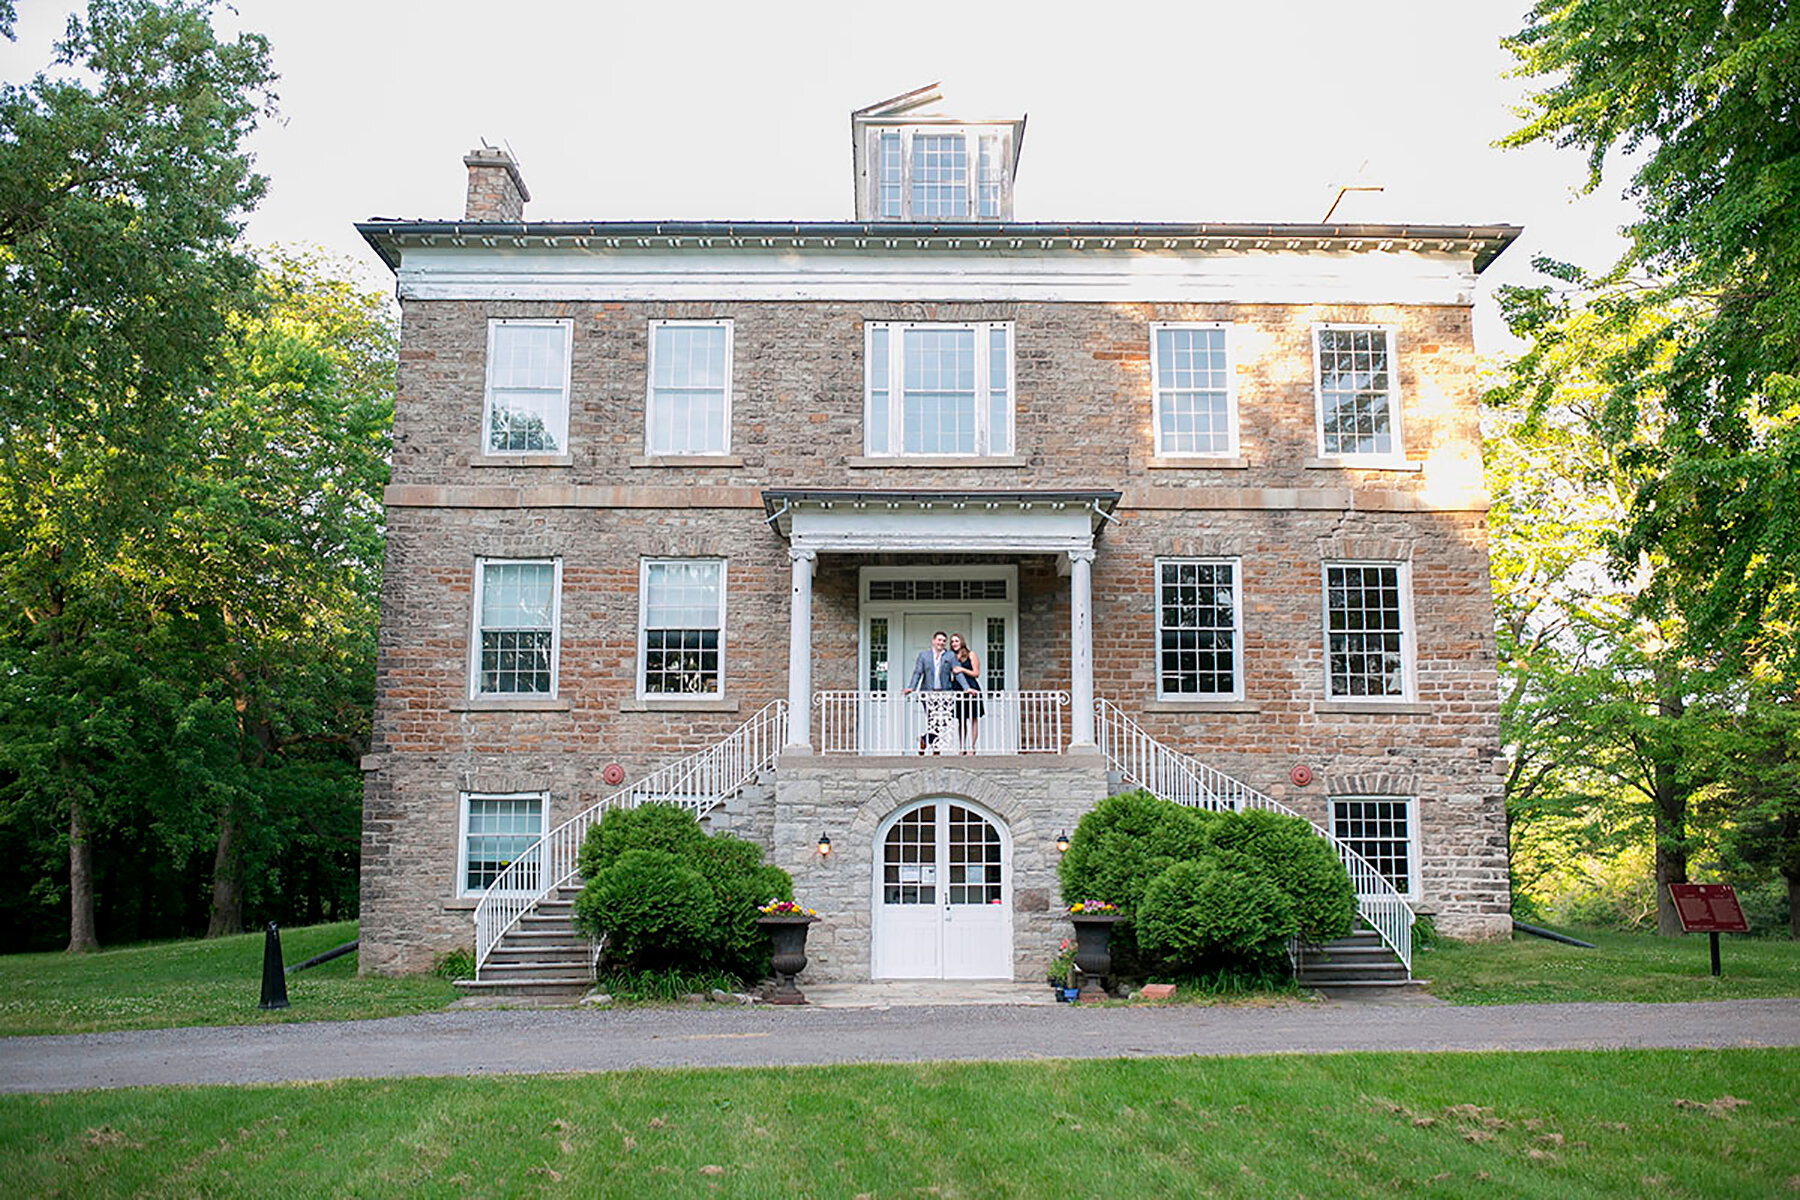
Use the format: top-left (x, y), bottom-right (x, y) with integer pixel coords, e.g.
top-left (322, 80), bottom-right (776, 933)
top-left (577, 801), bottom-right (707, 878)
top-left (1202, 809), bottom-right (1355, 942)
top-left (1057, 789), bottom-right (1218, 916)
top-left (574, 848), bottom-right (718, 970)
top-left (1136, 858), bottom-right (1297, 973)
top-left (694, 833), bottom-right (794, 979)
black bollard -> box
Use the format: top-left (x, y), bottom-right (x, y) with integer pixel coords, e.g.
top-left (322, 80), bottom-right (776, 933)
top-left (259, 921), bottom-right (290, 1010)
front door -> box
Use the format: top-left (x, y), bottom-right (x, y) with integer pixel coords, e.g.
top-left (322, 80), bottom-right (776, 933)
top-left (872, 799), bottom-right (1012, 979)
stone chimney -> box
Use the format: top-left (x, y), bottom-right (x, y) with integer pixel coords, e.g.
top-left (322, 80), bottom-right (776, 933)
top-left (463, 145), bottom-right (530, 222)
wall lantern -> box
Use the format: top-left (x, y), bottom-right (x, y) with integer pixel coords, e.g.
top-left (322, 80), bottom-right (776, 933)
top-left (1055, 831), bottom-right (1070, 854)
top-left (817, 833), bottom-right (832, 856)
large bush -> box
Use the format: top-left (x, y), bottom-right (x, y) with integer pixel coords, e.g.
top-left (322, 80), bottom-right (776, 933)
top-left (1136, 858), bottom-right (1297, 972)
top-left (573, 804), bottom-right (793, 980)
top-left (1202, 809), bottom-right (1355, 942)
top-left (1057, 789), bottom-right (1218, 917)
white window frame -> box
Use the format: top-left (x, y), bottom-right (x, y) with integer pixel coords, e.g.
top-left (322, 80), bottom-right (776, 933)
top-left (1330, 795), bottom-right (1421, 900)
top-left (1320, 560), bottom-right (1415, 702)
top-left (468, 557), bottom-right (563, 699)
top-left (644, 318), bottom-right (733, 456)
top-left (865, 125), bottom-right (1014, 221)
top-left (457, 791), bottom-right (548, 898)
top-left (636, 557), bottom-right (728, 700)
top-left (1150, 322), bottom-right (1239, 458)
top-left (863, 320), bottom-right (1014, 458)
top-left (1154, 557), bottom-right (1244, 701)
top-left (1310, 323), bottom-right (1403, 462)
top-left (481, 318), bottom-right (573, 456)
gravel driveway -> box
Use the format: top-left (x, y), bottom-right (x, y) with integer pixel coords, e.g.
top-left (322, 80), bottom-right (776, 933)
top-left (3, 998), bottom-right (1797, 1093)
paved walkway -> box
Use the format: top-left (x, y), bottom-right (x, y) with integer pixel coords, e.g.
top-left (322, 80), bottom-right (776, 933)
top-left (2, 997), bottom-right (1796, 1093)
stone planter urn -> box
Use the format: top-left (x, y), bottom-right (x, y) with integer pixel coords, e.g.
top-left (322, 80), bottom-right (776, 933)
top-left (1069, 913), bottom-right (1121, 1003)
top-left (756, 914), bottom-right (818, 1005)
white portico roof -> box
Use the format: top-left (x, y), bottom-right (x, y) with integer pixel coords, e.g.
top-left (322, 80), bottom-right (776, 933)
top-left (762, 489), bottom-right (1121, 555)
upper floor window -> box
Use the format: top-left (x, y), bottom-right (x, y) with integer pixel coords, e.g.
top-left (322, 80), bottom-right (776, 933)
top-left (483, 319), bottom-right (571, 455)
top-left (646, 320), bottom-right (732, 456)
top-left (866, 127), bottom-right (1013, 221)
top-left (471, 558), bottom-right (560, 697)
top-left (1151, 324), bottom-right (1237, 457)
top-left (865, 321), bottom-right (1013, 457)
top-left (1157, 558), bottom-right (1242, 700)
top-left (639, 559), bottom-right (726, 697)
top-left (1313, 325), bottom-right (1400, 459)
top-left (1323, 562), bottom-right (1412, 700)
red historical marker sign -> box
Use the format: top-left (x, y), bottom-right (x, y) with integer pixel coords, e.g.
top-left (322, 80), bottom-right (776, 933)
top-left (1668, 883), bottom-right (1749, 934)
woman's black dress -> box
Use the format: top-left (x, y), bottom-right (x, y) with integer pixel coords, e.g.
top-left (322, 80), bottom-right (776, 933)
top-left (956, 650), bottom-right (985, 718)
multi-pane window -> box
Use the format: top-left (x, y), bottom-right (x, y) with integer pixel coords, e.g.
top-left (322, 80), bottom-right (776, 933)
top-left (882, 804), bottom-right (936, 905)
top-left (948, 805), bottom-right (1003, 905)
top-left (472, 560), bottom-right (558, 696)
top-left (865, 322), bottom-right (1013, 456)
top-left (646, 320), bottom-right (731, 455)
top-left (462, 793), bottom-right (545, 894)
top-left (1157, 559), bottom-right (1241, 699)
top-left (1324, 563), bottom-right (1410, 699)
top-left (1314, 325), bottom-right (1399, 457)
top-left (985, 616), bottom-right (1006, 692)
top-left (1332, 797), bottom-right (1416, 896)
top-left (1152, 324), bottom-right (1235, 456)
top-left (483, 320), bottom-right (571, 454)
top-left (866, 127), bottom-right (1011, 221)
top-left (867, 616), bottom-right (889, 691)
top-left (640, 559), bottom-right (725, 697)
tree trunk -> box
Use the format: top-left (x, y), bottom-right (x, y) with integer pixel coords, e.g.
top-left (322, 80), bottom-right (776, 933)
top-left (66, 791), bottom-right (99, 953)
top-left (1653, 689), bottom-right (1688, 937)
top-left (206, 802), bottom-right (244, 937)
top-left (1787, 872), bottom-right (1799, 941)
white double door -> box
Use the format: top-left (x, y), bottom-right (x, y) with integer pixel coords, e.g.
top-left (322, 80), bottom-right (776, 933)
top-left (872, 799), bottom-right (1012, 979)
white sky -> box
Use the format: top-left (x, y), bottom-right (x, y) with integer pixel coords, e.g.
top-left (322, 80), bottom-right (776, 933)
top-left (3, 0), bottom-right (1641, 352)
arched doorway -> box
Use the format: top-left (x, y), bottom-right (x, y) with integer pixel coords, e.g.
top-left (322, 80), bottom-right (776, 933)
top-left (871, 798), bottom-right (1012, 979)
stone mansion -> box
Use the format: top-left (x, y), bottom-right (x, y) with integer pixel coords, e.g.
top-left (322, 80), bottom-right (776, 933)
top-left (356, 86), bottom-right (1516, 990)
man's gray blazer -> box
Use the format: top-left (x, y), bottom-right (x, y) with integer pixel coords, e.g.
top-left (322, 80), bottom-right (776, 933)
top-left (907, 648), bottom-right (959, 691)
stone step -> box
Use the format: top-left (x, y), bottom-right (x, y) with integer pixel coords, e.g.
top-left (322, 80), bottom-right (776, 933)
top-left (485, 946), bottom-right (592, 966)
top-left (454, 977), bottom-right (592, 999)
top-left (478, 960), bottom-right (597, 982)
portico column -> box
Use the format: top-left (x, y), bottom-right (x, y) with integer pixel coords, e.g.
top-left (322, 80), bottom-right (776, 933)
top-left (785, 547), bottom-right (817, 750)
top-left (1068, 547), bottom-right (1096, 748)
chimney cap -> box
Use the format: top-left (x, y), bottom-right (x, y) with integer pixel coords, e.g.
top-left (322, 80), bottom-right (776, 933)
top-left (463, 144), bottom-right (531, 204)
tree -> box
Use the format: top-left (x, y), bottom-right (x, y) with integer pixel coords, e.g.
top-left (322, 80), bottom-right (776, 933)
top-left (0, 1), bottom-right (275, 950)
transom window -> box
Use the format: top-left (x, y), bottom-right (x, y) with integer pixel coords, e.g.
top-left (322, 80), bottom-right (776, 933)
top-left (1157, 559), bottom-right (1241, 699)
top-left (865, 321), bottom-right (1013, 457)
top-left (639, 559), bottom-right (725, 697)
top-left (1151, 324), bottom-right (1237, 456)
top-left (1332, 797), bottom-right (1416, 896)
top-left (461, 793), bottom-right (545, 895)
top-left (866, 127), bottom-right (1012, 221)
top-left (646, 320), bottom-right (731, 455)
top-left (483, 320), bottom-right (571, 454)
top-left (1323, 562), bottom-right (1411, 699)
top-left (471, 559), bottom-right (559, 697)
top-left (1313, 325), bottom-right (1400, 458)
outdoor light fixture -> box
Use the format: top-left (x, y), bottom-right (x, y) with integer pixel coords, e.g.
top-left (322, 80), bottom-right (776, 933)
top-left (817, 833), bottom-right (832, 856)
top-left (1055, 831), bottom-right (1070, 854)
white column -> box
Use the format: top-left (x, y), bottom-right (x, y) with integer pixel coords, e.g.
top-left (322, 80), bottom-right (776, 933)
top-left (785, 547), bottom-right (817, 751)
top-left (1069, 547), bottom-right (1096, 748)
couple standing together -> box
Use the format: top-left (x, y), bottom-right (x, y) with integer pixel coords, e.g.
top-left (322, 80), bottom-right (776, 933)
top-left (901, 631), bottom-right (984, 754)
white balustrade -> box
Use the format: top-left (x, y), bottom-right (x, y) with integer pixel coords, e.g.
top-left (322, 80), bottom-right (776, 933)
top-left (472, 700), bottom-right (787, 974)
top-left (1094, 698), bottom-right (1415, 972)
top-left (815, 690), bottom-right (1069, 756)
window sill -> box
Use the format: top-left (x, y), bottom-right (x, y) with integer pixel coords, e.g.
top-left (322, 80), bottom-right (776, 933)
top-left (847, 455), bottom-right (1029, 469)
top-left (442, 898), bottom-right (479, 911)
top-left (451, 697), bottom-right (573, 712)
top-left (471, 454), bottom-right (574, 468)
top-left (620, 697), bottom-right (742, 714)
top-left (1303, 457), bottom-right (1422, 473)
top-left (1317, 701), bottom-right (1432, 715)
top-left (1147, 456), bottom-right (1249, 470)
top-left (1142, 699), bottom-right (1260, 713)
top-left (629, 454), bottom-right (744, 468)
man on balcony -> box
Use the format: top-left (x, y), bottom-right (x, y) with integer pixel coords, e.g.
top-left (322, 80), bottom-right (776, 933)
top-left (903, 630), bottom-right (960, 755)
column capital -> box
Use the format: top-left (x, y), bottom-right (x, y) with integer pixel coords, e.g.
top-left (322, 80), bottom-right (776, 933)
top-left (1067, 547), bottom-right (1096, 565)
top-left (787, 547), bottom-right (818, 565)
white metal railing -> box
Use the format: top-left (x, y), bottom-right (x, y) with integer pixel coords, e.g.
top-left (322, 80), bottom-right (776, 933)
top-left (815, 690), bottom-right (1068, 756)
top-left (1094, 698), bottom-right (1414, 973)
top-left (472, 700), bottom-right (787, 973)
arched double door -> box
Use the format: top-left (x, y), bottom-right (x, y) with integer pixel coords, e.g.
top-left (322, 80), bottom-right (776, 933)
top-left (871, 798), bottom-right (1012, 979)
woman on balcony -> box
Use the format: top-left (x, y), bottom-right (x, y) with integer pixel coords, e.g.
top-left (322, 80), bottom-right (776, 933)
top-left (949, 632), bottom-right (984, 754)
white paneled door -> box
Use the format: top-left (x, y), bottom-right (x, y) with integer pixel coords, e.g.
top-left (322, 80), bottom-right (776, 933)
top-left (872, 799), bottom-right (1012, 979)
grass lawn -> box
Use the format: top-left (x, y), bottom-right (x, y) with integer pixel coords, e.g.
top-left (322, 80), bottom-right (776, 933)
top-left (2, 1049), bottom-right (1796, 1198)
top-left (0, 922), bottom-right (456, 1037)
top-left (1418, 925), bottom-right (1800, 1005)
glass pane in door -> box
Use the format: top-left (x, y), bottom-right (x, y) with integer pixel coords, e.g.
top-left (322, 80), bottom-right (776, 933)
top-left (882, 804), bottom-right (937, 904)
top-left (947, 805), bottom-right (1003, 904)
